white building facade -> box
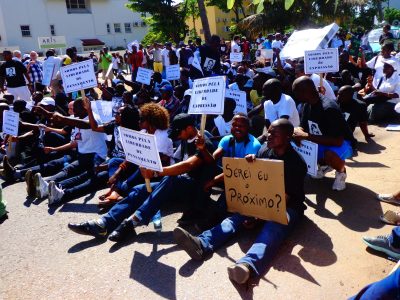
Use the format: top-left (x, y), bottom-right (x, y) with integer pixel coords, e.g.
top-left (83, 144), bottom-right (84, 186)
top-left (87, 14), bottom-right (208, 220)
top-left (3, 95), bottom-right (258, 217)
top-left (0, 0), bottom-right (148, 54)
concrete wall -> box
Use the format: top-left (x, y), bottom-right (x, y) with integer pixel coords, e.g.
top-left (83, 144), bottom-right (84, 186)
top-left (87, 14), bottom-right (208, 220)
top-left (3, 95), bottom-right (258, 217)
top-left (0, 0), bottom-right (149, 54)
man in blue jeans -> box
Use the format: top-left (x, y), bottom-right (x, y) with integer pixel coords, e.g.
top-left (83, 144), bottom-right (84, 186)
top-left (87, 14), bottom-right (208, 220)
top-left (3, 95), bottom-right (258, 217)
top-left (173, 119), bottom-right (307, 284)
top-left (349, 226), bottom-right (400, 299)
top-left (68, 113), bottom-right (216, 241)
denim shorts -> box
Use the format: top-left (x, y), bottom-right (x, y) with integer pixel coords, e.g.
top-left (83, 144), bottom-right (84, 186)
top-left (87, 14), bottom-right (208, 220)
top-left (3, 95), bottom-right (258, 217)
top-left (317, 140), bottom-right (353, 160)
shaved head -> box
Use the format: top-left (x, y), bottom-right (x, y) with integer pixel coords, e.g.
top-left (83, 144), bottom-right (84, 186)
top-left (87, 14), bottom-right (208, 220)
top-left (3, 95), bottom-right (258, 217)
top-left (292, 76), bottom-right (319, 104)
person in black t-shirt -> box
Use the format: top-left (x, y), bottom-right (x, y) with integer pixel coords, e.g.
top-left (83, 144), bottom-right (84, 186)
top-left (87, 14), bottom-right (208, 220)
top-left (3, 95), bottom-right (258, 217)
top-left (337, 85), bottom-right (374, 144)
top-left (293, 76), bottom-right (354, 191)
top-left (0, 50), bottom-right (31, 102)
top-left (68, 113), bottom-right (216, 242)
top-left (172, 119), bottom-right (307, 284)
top-left (199, 35), bottom-right (222, 77)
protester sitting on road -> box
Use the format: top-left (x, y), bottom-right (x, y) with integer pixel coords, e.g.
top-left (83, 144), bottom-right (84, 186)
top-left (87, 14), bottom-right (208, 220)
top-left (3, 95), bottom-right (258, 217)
top-left (32, 98), bottom-right (108, 201)
top-left (174, 119), bottom-right (307, 284)
top-left (99, 103), bottom-right (173, 206)
top-left (337, 85), bottom-right (374, 144)
top-left (158, 85), bottom-right (180, 121)
top-left (362, 60), bottom-right (400, 123)
top-left (68, 113), bottom-right (216, 242)
top-left (292, 76), bottom-right (353, 191)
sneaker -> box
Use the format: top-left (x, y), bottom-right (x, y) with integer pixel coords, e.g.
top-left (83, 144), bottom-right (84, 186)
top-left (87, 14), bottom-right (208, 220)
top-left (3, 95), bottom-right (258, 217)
top-left (362, 235), bottom-right (400, 260)
top-left (108, 218), bottom-right (137, 242)
top-left (48, 181), bottom-right (65, 206)
top-left (311, 165), bottom-right (333, 179)
top-left (2, 155), bottom-right (15, 181)
top-left (68, 220), bottom-right (107, 238)
top-left (377, 194), bottom-right (400, 205)
top-left (332, 171), bottom-right (347, 191)
top-left (34, 173), bottom-right (49, 199)
top-left (173, 227), bottom-right (204, 260)
top-left (227, 263), bottom-right (251, 284)
top-left (25, 169), bottom-right (35, 197)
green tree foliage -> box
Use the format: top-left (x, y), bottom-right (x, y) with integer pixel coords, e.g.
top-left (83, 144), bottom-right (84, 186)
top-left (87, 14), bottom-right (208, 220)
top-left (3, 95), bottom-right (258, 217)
top-left (126, 0), bottom-right (188, 43)
top-left (384, 7), bottom-right (400, 25)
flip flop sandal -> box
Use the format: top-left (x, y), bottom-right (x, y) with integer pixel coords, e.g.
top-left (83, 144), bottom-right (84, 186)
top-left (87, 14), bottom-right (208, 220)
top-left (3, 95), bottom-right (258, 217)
top-left (377, 194), bottom-right (400, 205)
top-left (380, 210), bottom-right (400, 226)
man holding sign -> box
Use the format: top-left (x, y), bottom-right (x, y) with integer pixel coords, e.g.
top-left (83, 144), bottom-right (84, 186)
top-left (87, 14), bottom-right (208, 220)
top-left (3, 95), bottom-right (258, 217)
top-left (68, 114), bottom-right (216, 242)
top-left (174, 119), bottom-right (307, 284)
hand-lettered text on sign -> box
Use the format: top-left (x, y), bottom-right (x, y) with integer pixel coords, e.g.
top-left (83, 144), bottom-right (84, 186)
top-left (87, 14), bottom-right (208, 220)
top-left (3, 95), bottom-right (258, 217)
top-left (60, 60), bottom-right (97, 93)
top-left (304, 48), bottom-right (339, 74)
top-left (223, 157), bottom-right (287, 225)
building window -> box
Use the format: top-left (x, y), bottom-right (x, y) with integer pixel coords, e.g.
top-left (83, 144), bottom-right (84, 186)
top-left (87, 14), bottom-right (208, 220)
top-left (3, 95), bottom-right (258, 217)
top-left (133, 22), bottom-right (139, 27)
top-left (66, 0), bottom-right (91, 14)
top-left (223, 26), bottom-right (230, 32)
top-left (124, 23), bottom-right (131, 33)
top-left (50, 25), bottom-right (55, 36)
top-left (140, 21), bottom-right (146, 27)
top-left (106, 23), bottom-right (111, 34)
top-left (114, 23), bottom-right (121, 33)
top-left (238, 8), bottom-right (243, 14)
top-left (20, 25), bottom-right (31, 37)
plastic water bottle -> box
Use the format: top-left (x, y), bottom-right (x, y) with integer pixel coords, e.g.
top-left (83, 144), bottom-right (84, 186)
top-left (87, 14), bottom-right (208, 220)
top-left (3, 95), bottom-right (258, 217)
top-left (152, 210), bottom-right (162, 232)
top-left (63, 155), bottom-right (69, 168)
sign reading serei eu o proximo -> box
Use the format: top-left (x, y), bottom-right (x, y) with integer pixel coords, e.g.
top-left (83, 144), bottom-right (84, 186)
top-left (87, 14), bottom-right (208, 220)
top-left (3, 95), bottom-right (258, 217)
top-left (60, 60), bottom-right (97, 93)
top-left (188, 76), bottom-right (226, 115)
top-left (304, 48), bottom-right (339, 74)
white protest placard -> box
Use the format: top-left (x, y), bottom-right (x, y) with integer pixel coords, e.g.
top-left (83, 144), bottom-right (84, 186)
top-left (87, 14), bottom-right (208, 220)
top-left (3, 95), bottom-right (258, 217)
top-left (304, 48), bottom-right (339, 74)
top-left (260, 49), bottom-right (273, 59)
top-left (42, 62), bottom-right (55, 86)
top-left (386, 124), bottom-right (400, 131)
top-left (119, 127), bottom-right (163, 172)
top-left (136, 67), bottom-right (153, 85)
top-left (280, 23), bottom-right (339, 59)
top-left (225, 89), bottom-right (247, 114)
top-left (91, 100), bottom-right (113, 124)
top-left (223, 157), bottom-right (287, 225)
top-left (188, 76), bottom-right (226, 115)
top-left (230, 52), bottom-right (243, 62)
top-left (60, 60), bottom-right (97, 93)
top-left (291, 140), bottom-right (318, 177)
top-left (2, 110), bottom-right (19, 136)
top-left (166, 64), bottom-right (180, 81)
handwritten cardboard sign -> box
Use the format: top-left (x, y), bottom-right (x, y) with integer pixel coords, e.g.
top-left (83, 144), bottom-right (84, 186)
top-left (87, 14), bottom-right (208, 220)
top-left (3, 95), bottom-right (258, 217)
top-left (230, 52), bottom-right (243, 63)
top-left (119, 127), bottom-right (163, 172)
top-left (225, 89), bottom-right (247, 115)
top-left (2, 110), bottom-right (19, 136)
top-left (304, 48), bottom-right (339, 74)
top-left (223, 157), bottom-right (287, 225)
top-left (42, 62), bottom-right (55, 86)
top-left (291, 141), bottom-right (318, 176)
top-left (60, 60), bottom-right (97, 93)
top-left (166, 64), bottom-right (181, 81)
top-left (188, 76), bottom-right (226, 115)
top-left (136, 67), bottom-right (153, 85)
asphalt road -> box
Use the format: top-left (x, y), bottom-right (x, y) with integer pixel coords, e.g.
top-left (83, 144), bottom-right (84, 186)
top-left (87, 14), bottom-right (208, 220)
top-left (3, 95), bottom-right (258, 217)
top-left (1, 124), bottom-right (400, 300)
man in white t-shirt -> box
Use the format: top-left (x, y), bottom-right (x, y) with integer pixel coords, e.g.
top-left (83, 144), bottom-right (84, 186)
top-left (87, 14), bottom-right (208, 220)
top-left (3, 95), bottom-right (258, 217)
top-left (231, 35), bottom-right (241, 53)
top-left (263, 79), bottom-right (300, 129)
top-left (271, 33), bottom-right (284, 51)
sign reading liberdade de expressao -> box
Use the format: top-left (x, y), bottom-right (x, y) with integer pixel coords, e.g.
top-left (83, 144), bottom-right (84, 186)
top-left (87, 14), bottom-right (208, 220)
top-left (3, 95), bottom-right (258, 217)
top-left (188, 76), bottom-right (225, 115)
top-left (304, 48), bottom-right (339, 74)
top-left (223, 157), bottom-right (287, 225)
top-left (38, 36), bottom-right (67, 49)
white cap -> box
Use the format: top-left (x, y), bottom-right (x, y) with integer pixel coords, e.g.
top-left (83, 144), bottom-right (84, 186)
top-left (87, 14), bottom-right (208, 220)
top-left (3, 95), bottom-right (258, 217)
top-left (39, 97), bottom-right (55, 107)
top-left (183, 89), bottom-right (192, 97)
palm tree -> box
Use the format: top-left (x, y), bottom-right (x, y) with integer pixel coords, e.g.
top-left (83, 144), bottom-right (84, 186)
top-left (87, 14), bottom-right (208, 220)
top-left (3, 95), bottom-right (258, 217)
top-left (198, 0), bottom-right (211, 42)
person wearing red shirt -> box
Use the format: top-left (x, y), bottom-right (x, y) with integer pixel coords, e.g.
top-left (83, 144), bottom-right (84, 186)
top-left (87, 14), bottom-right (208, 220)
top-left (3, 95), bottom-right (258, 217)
top-left (130, 45), bottom-right (144, 82)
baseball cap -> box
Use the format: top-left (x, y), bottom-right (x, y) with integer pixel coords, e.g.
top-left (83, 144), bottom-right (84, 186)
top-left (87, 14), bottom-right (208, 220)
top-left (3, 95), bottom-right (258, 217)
top-left (168, 113), bottom-right (195, 140)
top-left (39, 97), bottom-right (55, 107)
top-left (160, 85), bottom-right (173, 93)
top-left (183, 89), bottom-right (192, 97)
